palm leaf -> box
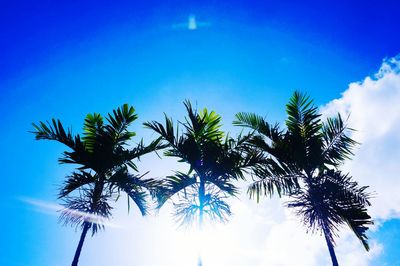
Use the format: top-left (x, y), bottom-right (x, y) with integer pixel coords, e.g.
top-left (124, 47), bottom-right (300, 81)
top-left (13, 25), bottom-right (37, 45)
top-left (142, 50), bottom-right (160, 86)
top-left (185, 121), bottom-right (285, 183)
top-left (156, 172), bottom-right (197, 208)
top-left (82, 113), bottom-right (104, 153)
top-left (234, 112), bottom-right (282, 142)
top-left (322, 114), bottom-right (358, 167)
top-left (105, 104), bottom-right (137, 145)
top-left (59, 171), bottom-right (96, 198)
top-left (285, 91), bottom-right (321, 136)
top-left (59, 188), bottom-right (112, 236)
top-left (32, 119), bottom-right (78, 149)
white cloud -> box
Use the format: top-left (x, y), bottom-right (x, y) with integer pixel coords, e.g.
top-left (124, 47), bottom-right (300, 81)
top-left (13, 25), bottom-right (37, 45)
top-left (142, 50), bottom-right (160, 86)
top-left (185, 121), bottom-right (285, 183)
top-left (336, 236), bottom-right (383, 266)
top-left (322, 54), bottom-right (400, 220)
top-left (258, 209), bottom-right (327, 266)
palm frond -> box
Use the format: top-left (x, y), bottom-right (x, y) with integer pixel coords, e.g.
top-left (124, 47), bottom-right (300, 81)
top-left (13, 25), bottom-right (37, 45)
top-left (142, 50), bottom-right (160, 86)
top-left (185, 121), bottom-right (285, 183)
top-left (202, 191), bottom-right (232, 224)
top-left (59, 171), bottom-right (96, 198)
top-left (234, 112), bottom-right (282, 142)
top-left (173, 184), bottom-right (232, 227)
top-left (144, 114), bottom-right (176, 145)
top-left (231, 134), bottom-right (267, 172)
top-left (32, 119), bottom-right (91, 168)
top-left (343, 208), bottom-right (372, 251)
top-left (285, 91), bottom-right (321, 136)
top-left (105, 104), bottom-right (138, 146)
top-left (59, 188), bottom-right (112, 236)
top-left (248, 175), bottom-right (299, 202)
top-left (108, 168), bottom-right (159, 216)
top-left (199, 108), bottom-right (224, 141)
top-left (325, 170), bottom-right (371, 206)
top-left (32, 119), bottom-right (78, 149)
top-left (287, 170), bottom-right (372, 248)
top-left (183, 100), bottom-right (224, 142)
top-left (326, 170), bottom-right (373, 250)
top-left (156, 172), bottom-right (197, 208)
top-left (125, 189), bottom-right (149, 216)
top-left (115, 137), bottom-right (166, 171)
top-left (246, 153), bottom-right (300, 201)
top-left (207, 177), bottom-right (238, 196)
top-left (82, 113), bottom-right (104, 153)
top-left (322, 114), bottom-right (358, 167)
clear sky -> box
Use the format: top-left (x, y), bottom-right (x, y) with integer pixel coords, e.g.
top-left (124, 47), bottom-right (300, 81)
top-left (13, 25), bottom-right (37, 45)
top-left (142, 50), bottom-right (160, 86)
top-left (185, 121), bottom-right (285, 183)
top-left (1, 1), bottom-right (400, 265)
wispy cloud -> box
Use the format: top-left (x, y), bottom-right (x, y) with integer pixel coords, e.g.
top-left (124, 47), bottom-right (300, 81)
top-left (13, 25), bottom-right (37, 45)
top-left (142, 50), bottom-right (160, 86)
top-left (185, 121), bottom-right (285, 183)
top-left (19, 197), bottom-right (120, 228)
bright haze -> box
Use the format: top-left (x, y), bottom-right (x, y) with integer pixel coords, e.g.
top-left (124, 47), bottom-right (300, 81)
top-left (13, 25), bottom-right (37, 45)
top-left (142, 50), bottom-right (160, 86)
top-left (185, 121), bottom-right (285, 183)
top-left (1, 1), bottom-right (399, 265)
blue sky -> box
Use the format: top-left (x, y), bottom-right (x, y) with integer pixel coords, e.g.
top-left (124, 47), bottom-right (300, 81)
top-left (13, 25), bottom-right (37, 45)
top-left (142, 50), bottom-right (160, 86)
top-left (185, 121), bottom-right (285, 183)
top-left (1, 1), bottom-right (400, 265)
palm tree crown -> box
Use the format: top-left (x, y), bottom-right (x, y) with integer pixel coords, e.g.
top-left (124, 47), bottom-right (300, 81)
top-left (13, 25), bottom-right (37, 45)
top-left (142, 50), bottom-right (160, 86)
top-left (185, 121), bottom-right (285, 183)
top-left (144, 101), bottom-right (263, 228)
top-left (32, 104), bottom-right (163, 266)
top-left (234, 91), bottom-right (373, 266)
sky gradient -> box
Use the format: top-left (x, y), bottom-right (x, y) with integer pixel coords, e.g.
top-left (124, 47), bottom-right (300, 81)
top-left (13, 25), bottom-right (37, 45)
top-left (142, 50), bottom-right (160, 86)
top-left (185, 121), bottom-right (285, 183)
top-left (1, 1), bottom-right (400, 265)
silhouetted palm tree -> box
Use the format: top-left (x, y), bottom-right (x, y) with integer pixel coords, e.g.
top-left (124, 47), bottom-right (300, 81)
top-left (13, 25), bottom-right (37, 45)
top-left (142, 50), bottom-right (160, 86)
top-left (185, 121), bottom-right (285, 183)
top-left (32, 104), bottom-right (162, 266)
top-left (144, 101), bottom-right (263, 265)
top-left (234, 91), bottom-right (372, 266)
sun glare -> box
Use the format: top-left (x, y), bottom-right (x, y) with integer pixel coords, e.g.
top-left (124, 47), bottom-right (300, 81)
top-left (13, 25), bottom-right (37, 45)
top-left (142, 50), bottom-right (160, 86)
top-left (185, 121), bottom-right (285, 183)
top-left (147, 200), bottom-right (259, 266)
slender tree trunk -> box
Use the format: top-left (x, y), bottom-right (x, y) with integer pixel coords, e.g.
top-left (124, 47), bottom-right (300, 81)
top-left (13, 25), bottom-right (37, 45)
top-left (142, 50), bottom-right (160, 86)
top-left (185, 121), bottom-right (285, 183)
top-left (199, 179), bottom-right (205, 230)
top-left (197, 179), bottom-right (205, 266)
top-left (323, 226), bottom-right (339, 266)
top-left (71, 222), bottom-right (91, 266)
top-left (71, 178), bottom-right (103, 266)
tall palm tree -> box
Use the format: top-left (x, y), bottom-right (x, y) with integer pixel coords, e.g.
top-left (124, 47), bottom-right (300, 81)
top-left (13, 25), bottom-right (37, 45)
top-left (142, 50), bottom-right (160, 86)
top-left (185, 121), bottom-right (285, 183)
top-left (32, 104), bottom-right (163, 266)
top-left (144, 101), bottom-right (263, 265)
top-left (234, 91), bottom-right (373, 266)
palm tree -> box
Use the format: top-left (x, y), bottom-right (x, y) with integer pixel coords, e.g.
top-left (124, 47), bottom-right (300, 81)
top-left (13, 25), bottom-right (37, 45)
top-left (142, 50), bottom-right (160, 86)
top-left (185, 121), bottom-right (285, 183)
top-left (144, 101), bottom-right (263, 265)
top-left (234, 91), bottom-right (373, 266)
top-left (32, 104), bottom-right (163, 266)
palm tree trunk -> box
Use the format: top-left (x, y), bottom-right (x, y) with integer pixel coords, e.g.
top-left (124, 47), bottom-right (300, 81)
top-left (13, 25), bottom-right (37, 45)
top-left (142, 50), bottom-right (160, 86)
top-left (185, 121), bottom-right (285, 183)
top-left (71, 222), bottom-right (91, 266)
top-left (71, 180), bottom-right (102, 266)
top-left (199, 179), bottom-right (205, 229)
top-left (323, 226), bottom-right (339, 266)
top-left (197, 179), bottom-right (205, 266)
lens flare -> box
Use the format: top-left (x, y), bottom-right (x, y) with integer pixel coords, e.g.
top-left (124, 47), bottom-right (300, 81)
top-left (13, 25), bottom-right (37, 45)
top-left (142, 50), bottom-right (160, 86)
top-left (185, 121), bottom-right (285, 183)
top-left (19, 197), bottom-right (120, 228)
